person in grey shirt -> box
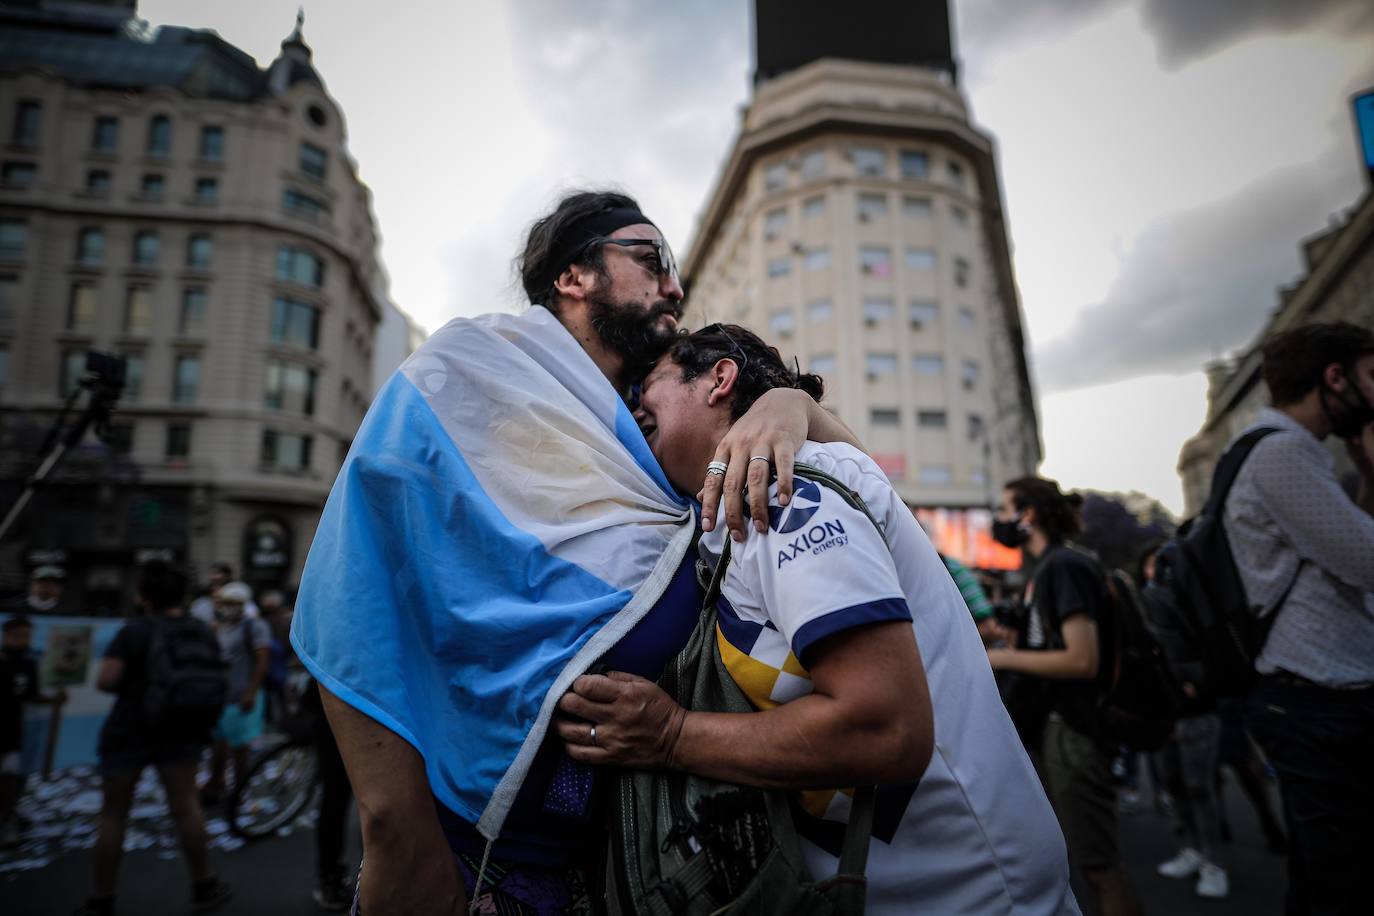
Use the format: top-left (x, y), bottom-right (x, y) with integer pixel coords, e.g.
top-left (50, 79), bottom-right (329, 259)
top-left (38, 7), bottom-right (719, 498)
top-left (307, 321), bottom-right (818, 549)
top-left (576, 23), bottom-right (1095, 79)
top-left (200, 581), bottom-right (272, 806)
top-left (1225, 321), bottom-right (1374, 916)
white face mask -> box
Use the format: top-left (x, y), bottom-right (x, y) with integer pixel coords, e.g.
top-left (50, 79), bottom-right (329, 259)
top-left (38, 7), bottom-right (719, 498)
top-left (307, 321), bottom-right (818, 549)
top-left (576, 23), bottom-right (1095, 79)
top-left (28, 596), bottom-right (59, 611)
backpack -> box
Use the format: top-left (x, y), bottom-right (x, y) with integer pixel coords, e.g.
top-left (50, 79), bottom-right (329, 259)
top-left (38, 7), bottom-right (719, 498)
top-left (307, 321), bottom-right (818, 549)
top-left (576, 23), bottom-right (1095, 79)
top-left (1140, 427), bottom-right (1298, 703)
top-left (143, 616), bottom-right (230, 739)
top-left (606, 464), bottom-right (880, 916)
top-left (1096, 569), bottom-right (1186, 751)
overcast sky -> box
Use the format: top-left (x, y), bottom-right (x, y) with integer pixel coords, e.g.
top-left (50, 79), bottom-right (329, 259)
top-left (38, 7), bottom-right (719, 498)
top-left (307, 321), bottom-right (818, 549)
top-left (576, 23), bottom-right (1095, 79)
top-left (141, 0), bottom-right (1374, 513)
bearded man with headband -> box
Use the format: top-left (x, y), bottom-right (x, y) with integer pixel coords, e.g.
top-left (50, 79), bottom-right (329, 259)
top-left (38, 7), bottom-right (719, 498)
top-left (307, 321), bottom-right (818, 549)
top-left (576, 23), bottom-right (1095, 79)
top-left (291, 190), bottom-right (859, 915)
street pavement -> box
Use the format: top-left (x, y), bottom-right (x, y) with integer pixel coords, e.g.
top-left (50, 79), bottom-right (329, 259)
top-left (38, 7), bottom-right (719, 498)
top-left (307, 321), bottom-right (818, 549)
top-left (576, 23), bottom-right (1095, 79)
top-left (5, 768), bottom-right (1287, 915)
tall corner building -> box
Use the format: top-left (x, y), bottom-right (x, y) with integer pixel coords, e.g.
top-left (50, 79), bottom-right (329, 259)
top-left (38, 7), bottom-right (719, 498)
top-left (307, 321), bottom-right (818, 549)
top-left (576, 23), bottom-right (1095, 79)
top-left (0, 2), bottom-right (388, 608)
top-left (684, 0), bottom-right (1040, 520)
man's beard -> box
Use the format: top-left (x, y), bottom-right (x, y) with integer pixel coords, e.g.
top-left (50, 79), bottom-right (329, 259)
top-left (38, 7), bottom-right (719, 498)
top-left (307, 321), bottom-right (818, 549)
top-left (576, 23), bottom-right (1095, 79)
top-left (588, 294), bottom-right (682, 377)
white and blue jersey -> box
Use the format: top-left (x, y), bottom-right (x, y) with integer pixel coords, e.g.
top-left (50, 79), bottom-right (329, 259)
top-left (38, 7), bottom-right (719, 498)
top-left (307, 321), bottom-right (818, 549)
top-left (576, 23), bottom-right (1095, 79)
top-left (700, 441), bottom-right (1079, 915)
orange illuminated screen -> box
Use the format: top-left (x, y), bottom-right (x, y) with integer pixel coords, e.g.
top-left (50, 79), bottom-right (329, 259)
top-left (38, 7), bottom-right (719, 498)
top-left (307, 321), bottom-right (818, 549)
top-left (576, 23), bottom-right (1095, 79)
top-left (913, 507), bottom-right (1022, 571)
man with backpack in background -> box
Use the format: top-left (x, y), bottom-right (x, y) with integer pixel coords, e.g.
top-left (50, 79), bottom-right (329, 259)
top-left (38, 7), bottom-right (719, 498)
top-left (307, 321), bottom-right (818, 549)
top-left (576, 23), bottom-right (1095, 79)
top-left (77, 561), bottom-right (232, 916)
top-left (200, 581), bottom-right (272, 806)
top-left (1224, 322), bottom-right (1374, 916)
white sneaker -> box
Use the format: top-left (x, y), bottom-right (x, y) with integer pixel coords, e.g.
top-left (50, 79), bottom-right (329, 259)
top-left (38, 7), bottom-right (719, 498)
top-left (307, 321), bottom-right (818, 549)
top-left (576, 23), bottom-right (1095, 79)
top-left (1195, 862), bottom-right (1230, 899)
top-left (1157, 847), bottom-right (1203, 879)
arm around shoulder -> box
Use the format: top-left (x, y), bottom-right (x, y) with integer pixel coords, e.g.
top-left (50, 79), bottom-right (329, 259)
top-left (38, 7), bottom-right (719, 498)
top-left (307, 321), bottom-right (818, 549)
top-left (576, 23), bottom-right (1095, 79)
top-left (319, 685), bottom-right (466, 915)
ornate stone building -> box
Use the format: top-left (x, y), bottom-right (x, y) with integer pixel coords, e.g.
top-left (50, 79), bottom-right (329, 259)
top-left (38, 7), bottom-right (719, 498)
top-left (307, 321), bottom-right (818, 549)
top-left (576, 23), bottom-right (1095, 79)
top-left (1177, 189), bottom-right (1374, 517)
top-left (684, 3), bottom-right (1040, 514)
top-left (0, 2), bottom-right (386, 609)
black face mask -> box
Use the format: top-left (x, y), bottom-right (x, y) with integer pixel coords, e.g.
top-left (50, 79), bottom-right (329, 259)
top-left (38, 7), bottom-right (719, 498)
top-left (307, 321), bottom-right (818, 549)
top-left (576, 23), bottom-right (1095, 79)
top-left (1321, 368), bottom-right (1374, 440)
top-left (991, 517), bottom-right (1029, 549)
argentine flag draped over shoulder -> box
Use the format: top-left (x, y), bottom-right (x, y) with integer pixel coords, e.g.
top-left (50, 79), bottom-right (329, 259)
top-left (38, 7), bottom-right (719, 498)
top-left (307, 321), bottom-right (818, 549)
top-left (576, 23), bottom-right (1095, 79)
top-left (291, 306), bottom-right (693, 839)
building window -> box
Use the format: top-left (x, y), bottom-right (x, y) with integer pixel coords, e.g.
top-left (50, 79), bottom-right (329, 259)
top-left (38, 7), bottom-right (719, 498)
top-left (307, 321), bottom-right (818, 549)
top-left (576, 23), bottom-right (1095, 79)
top-left (0, 219), bottom-right (27, 257)
top-left (141, 173), bottom-right (165, 197)
top-left (92, 116), bottom-right (118, 152)
top-left (810, 353), bottom-right (836, 374)
top-left (954, 257), bottom-right (971, 288)
top-left (900, 150), bottom-right (929, 180)
top-left (147, 115), bottom-right (171, 156)
top-left (859, 246), bottom-right (892, 277)
top-left (962, 359), bottom-right (979, 390)
top-left (870, 408), bottom-right (901, 427)
top-left (802, 196), bottom-right (826, 219)
top-left (0, 274), bottom-right (16, 323)
top-left (124, 286), bottom-right (153, 332)
top-left (763, 207), bottom-right (788, 239)
top-left (299, 142), bottom-right (328, 179)
top-left (801, 149), bottom-right (826, 179)
top-left (283, 189), bottom-right (329, 219)
top-left (919, 465), bottom-right (952, 485)
top-left (186, 234), bottom-right (212, 269)
top-left (947, 161), bottom-right (966, 190)
top-left (763, 162), bottom-right (788, 192)
top-left (856, 192), bottom-right (888, 222)
top-left (905, 248), bottom-right (936, 270)
top-left (767, 257), bottom-right (791, 278)
top-left (912, 354), bottom-right (944, 375)
top-left (276, 245), bottom-right (324, 287)
top-left (806, 299), bottom-right (833, 322)
top-left (862, 297), bottom-right (894, 324)
top-left (67, 283), bottom-right (97, 330)
top-left (86, 169), bottom-right (111, 193)
top-left (958, 306), bottom-right (975, 329)
top-left (61, 350), bottom-right (87, 396)
top-left (903, 196), bottom-right (932, 219)
top-left (968, 413), bottom-right (985, 442)
top-left (909, 300), bottom-right (939, 327)
top-left (852, 147), bottom-right (884, 176)
top-left (264, 361), bottom-right (318, 415)
top-left (165, 422), bottom-right (192, 460)
top-left (122, 353), bottom-right (143, 401)
top-left (172, 355), bottom-right (201, 403)
top-left (271, 296), bottom-right (320, 349)
top-left (803, 248), bottom-right (830, 271)
top-left (261, 429), bottom-right (313, 472)
top-left (76, 227), bottom-right (104, 264)
top-left (180, 288), bottom-right (207, 334)
top-left (769, 309), bottom-right (795, 337)
top-left (865, 353), bottom-right (897, 378)
top-left (1, 161), bottom-right (36, 188)
top-left (194, 177), bottom-right (218, 203)
top-left (132, 230), bottom-right (159, 266)
top-left (917, 410), bottom-right (948, 429)
top-left (950, 205), bottom-right (968, 227)
top-left (199, 125), bottom-right (224, 161)
top-left (13, 101), bottom-right (41, 145)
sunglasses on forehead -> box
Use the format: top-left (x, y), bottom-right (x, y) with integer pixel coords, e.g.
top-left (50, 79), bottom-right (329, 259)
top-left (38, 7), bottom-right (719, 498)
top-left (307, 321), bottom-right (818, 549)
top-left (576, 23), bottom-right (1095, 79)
top-left (583, 236), bottom-right (680, 285)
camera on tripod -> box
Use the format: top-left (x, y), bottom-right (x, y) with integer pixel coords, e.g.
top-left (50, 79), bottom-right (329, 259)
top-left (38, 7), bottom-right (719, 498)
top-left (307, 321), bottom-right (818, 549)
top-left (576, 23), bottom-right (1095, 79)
top-left (80, 351), bottom-right (127, 402)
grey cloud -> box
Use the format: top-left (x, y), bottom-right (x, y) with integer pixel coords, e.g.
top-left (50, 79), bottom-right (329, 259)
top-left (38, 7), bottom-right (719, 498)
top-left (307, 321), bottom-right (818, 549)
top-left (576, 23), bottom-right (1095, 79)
top-left (956, 0), bottom-right (1374, 70)
top-left (1032, 146), bottom-right (1361, 392)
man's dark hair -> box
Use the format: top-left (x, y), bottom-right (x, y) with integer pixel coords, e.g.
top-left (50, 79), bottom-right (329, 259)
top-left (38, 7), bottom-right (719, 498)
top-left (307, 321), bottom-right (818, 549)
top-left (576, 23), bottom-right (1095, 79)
top-left (664, 324), bottom-right (823, 420)
top-left (139, 561), bottom-right (189, 613)
top-left (2, 617), bottom-right (33, 635)
top-left (1005, 476), bottom-right (1084, 543)
top-left (518, 190), bottom-right (641, 312)
top-left (1261, 321), bottom-right (1374, 406)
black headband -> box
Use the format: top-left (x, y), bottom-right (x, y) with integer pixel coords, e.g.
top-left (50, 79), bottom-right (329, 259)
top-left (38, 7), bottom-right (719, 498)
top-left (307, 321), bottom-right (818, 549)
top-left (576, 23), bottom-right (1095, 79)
top-left (536, 206), bottom-right (656, 301)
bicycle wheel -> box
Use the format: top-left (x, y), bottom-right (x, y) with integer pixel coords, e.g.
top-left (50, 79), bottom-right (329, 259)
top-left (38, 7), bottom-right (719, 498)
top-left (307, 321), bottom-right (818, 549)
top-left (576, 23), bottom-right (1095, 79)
top-left (229, 741), bottom-right (320, 840)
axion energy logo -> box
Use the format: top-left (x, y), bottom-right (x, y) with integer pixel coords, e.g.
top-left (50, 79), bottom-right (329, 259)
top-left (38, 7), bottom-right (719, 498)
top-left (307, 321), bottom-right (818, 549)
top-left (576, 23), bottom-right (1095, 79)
top-left (768, 477), bottom-right (822, 533)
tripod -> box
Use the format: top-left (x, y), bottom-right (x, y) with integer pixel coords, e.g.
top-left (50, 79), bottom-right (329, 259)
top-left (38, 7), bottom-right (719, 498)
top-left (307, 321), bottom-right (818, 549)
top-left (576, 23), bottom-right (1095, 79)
top-left (0, 352), bottom-right (126, 543)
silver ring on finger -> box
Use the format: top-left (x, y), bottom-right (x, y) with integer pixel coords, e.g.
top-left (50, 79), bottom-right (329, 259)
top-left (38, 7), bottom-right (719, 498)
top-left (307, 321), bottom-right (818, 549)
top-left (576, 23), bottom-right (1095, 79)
top-left (706, 460), bottom-right (728, 476)
top-left (748, 455), bottom-right (771, 464)
top-left (589, 724), bottom-right (597, 747)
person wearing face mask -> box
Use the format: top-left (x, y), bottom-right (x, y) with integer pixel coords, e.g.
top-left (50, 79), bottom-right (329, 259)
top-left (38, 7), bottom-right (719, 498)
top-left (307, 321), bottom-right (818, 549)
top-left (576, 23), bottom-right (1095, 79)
top-left (1, 566), bottom-right (70, 616)
top-left (200, 581), bottom-right (272, 806)
top-left (1224, 321), bottom-right (1374, 916)
top-left (985, 477), bottom-right (1144, 916)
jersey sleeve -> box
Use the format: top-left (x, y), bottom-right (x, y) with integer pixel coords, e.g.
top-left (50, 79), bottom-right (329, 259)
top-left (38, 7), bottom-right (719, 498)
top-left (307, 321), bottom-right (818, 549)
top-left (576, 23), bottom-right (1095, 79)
top-left (103, 623), bottom-right (136, 661)
top-left (748, 476), bottom-right (911, 668)
top-left (1041, 555), bottom-right (1102, 627)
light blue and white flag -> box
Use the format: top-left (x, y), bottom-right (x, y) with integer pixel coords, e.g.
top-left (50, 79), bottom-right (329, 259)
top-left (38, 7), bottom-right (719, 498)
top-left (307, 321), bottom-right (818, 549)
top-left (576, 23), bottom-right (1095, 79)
top-left (291, 306), bottom-right (693, 839)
